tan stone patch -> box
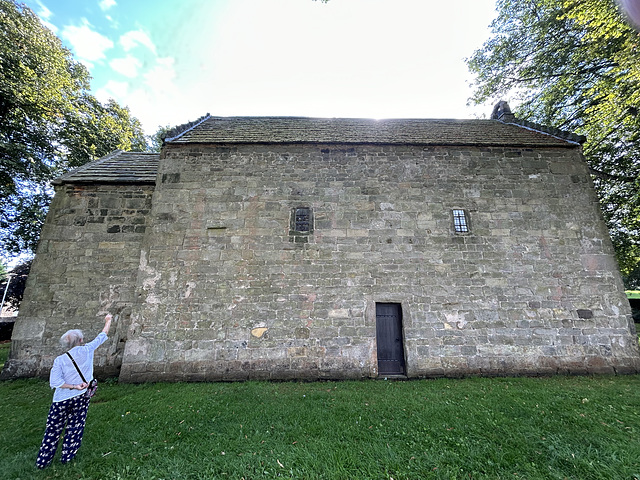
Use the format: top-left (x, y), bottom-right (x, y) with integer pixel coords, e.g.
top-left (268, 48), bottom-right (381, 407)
top-left (251, 327), bottom-right (268, 338)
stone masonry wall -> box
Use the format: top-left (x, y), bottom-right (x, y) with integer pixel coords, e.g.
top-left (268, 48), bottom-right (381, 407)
top-left (2, 184), bottom-right (154, 379)
top-left (119, 143), bottom-right (639, 382)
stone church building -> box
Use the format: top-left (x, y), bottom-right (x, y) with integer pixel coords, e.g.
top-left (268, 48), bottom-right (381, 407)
top-left (3, 104), bottom-right (639, 382)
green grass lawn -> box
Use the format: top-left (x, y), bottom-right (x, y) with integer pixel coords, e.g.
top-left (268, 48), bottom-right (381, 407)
top-left (0, 373), bottom-right (639, 479)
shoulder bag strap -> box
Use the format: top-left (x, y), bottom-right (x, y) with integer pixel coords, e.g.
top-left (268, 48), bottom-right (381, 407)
top-left (66, 352), bottom-right (88, 383)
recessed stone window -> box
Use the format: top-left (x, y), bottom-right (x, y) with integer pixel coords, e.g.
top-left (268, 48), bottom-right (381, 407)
top-left (452, 209), bottom-right (470, 234)
top-left (290, 207), bottom-right (313, 243)
top-left (294, 207), bottom-right (312, 232)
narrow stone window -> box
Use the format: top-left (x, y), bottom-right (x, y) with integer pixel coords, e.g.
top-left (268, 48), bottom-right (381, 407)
top-left (452, 209), bottom-right (470, 234)
top-left (290, 207), bottom-right (313, 243)
top-left (294, 207), bottom-right (311, 233)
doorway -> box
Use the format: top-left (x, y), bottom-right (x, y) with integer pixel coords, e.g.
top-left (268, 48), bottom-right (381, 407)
top-left (375, 303), bottom-right (406, 376)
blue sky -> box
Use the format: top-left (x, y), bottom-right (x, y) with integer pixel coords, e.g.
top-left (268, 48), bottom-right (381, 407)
top-left (24, 0), bottom-right (498, 135)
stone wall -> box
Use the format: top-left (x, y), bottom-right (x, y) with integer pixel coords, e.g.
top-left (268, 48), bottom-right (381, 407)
top-left (118, 142), bottom-right (639, 382)
top-left (1, 183), bottom-right (154, 379)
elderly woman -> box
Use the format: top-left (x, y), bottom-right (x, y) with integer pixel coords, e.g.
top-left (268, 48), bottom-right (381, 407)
top-left (35, 313), bottom-right (113, 469)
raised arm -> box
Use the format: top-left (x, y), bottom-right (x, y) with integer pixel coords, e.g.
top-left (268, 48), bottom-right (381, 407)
top-left (102, 314), bottom-right (113, 335)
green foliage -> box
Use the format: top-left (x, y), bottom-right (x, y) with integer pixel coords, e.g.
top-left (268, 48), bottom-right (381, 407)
top-left (148, 125), bottom-right (173, 153)
top-left (468, 0), bottom-right (640, 288)
top-left (1, 376), bottom-right (639, 478)
top-left (61, 96), bottom-right (147, 169)
top-left (619, 242), bottom-right (640, 289)
top-left (0, 0), bottom-right (146, 260)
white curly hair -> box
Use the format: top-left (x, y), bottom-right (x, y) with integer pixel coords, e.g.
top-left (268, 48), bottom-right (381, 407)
top-left (60, 329), bottom-right (84, 349)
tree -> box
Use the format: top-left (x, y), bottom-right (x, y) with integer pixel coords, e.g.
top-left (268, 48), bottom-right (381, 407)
top-left (148, 125), bottom-right (173, 153)
top-left (0, 0), bottom-right (146, 260)
top-left (467, 0), bottom-right (640, 289)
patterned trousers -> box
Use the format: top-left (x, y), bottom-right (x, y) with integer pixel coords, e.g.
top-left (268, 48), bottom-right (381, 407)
top-left (36, 394), bottom-right (91, 469)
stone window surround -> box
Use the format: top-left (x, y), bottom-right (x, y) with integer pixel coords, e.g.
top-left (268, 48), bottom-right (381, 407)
top-left (289, 206), bottom-right (314, 243)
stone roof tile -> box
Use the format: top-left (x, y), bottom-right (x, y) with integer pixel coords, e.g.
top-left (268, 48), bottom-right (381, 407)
top-left (166, 116), bottom-right (580, 147)
top-left (52, 150), bottom-right (159, 185)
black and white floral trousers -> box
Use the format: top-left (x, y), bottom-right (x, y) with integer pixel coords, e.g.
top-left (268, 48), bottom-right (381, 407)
top-left (36, 394), bottom-right (90, 469)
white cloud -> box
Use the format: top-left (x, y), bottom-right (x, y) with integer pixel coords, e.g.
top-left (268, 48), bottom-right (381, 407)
top-left (34, 0), bottom-right (52, 19)
top-left (41, 19), bottom-right (58, 34)
top-left (109, 56), bottom-right (141, 78)
top-left (60, 19), bottom-right (114, 66)
top-left (32, 0), bottom-right (58, 33)
top-left (120, 30), bottom-right (156, 54)
top-left (95, 79), bottom-right (129, 102)
top-left (95, 30), bottom-right (176, 132)
top-left (99, 0), bottom-right (116, 11)
top-left (95, 57), bottom-right (188, 133)
top-left (143, 57), bottom-right (178, 95)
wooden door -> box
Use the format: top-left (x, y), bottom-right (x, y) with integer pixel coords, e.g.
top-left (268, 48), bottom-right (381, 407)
top-left (376, 303), bottom-right (406, 375)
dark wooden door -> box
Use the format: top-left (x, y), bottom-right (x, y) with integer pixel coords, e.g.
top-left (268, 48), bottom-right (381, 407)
top-left (376, 303), bottom-right (406, 375)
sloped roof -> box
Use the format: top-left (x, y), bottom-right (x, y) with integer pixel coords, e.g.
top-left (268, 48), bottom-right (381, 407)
top-left (164, 116), bottom-right (582, 148)
top-left (52, 150), bottom-right (159, 185)
top-left (52, 115), bottom-right (582, 186)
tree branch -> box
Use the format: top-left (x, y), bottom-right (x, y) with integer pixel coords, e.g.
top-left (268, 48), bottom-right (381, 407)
top-left (588, 167), bottom-right (636, 182)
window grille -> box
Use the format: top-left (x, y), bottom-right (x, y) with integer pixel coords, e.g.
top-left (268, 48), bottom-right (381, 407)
top-left (294, 207), bottom-right (311, 232)
top-left (452, 209), bottom-right (469, 233)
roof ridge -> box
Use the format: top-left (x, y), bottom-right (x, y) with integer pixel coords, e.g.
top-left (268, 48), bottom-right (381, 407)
top-left (491, 101), bottom-right (586, 145)
top-left (163, 114), bottom-right (212, 143)
top-left (505, 117), bottom-right (586, 145)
